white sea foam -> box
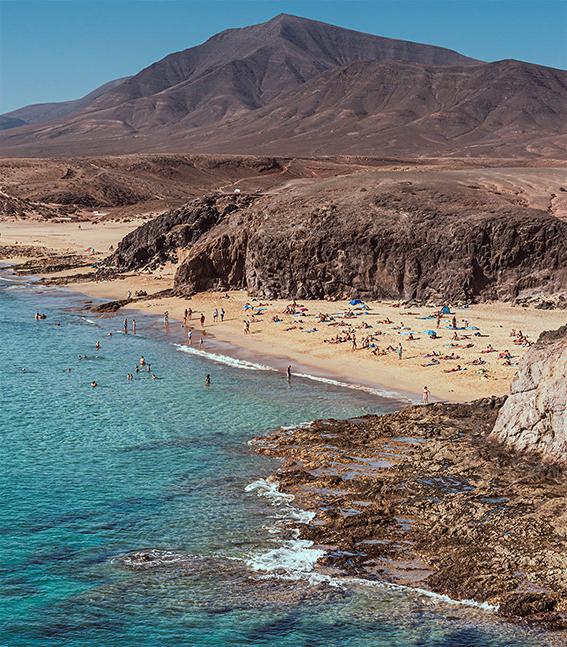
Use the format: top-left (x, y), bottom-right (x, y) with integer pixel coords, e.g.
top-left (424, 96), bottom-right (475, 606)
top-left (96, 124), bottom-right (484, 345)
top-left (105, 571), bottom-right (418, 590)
top-left (175, 344), bottom-right (276, 372)
top-left (294, 372), bottom-right (413, 402)
top-left (244, 478), bottom-right (294, 504)
top-left (246, 539), bottom-right (326, 577)
top-left (346, 577), bottom-right (499, 611)
top-left (0, 275), bottom-right (18, 282)
top-left (280, 421), bottom-right (314, 432)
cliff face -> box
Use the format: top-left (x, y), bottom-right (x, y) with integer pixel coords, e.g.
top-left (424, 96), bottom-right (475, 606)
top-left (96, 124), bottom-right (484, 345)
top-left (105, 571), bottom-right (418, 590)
top-left (106, 175), bottom-right (567, 303)
top-left (491, 326), bottom-right (567, 463)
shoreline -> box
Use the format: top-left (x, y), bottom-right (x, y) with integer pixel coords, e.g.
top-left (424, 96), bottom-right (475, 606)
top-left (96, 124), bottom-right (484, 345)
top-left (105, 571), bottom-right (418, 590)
top-left (52, 274), bottom-right (566, 404)
top-left (1, 213), bottom-right (565, 405)
top-left (249, 402), bottom-right (567, 632)
top-left (2, 256), bottom-right (564, 627)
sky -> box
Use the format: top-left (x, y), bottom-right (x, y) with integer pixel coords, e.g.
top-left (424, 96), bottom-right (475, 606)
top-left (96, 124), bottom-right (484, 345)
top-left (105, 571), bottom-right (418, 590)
top-left (0, 0), bottom-right (566, 113)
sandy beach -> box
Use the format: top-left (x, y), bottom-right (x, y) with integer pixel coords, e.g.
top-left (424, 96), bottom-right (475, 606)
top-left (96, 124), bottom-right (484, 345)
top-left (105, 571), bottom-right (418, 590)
top-left (1, 219), bottom-right (564, 403)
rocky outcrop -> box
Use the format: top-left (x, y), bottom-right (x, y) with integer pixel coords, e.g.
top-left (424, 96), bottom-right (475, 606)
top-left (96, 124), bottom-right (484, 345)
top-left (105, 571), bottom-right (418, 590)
top-left (250, 398), bottom-right (567, 629)
top-left (106, 175), bottom-right (567, 303)
top-left (491, 325), bottom-right (567, 463)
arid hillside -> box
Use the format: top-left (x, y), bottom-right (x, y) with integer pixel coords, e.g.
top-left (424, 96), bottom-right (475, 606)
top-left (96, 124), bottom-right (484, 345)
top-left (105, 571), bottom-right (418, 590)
top-left (105, 167), bottom-right (567, 303)
top-left (1, 14), bottom-right (565, 158)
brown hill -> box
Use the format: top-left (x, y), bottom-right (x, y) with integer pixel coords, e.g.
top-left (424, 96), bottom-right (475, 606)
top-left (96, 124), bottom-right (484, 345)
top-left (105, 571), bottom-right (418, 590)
top-left (0, 14), bottom-right (565, 158)
top-left (0, 78), bottom-right (130, 129)
top-left (106, 172), bottom-right (567, 303)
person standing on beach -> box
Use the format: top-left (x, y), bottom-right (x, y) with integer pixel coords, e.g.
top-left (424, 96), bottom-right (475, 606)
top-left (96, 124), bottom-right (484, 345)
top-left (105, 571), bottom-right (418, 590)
top-left (213, 308), bottom-right (218, 323)
top-left (436, 312), bottom-right (441, 328)
top-left (452, 316), bottom-right (457, 330)
top-left (397, 343), bottom-right (403, 360)
top-left (220, 307), bottom-right (225, 322)
top-left (187, 329), bottom-right (193, 344)
top-left (200, 313), bottom-right (205, 328)
top-left (422, 386), bottom-right (430, 405)
top-left (244, 320), bottom-right (250, 335)
top-left (286, 365), bottom-right (292, 381)
top-left (352, 334), bottom-right (357, 351)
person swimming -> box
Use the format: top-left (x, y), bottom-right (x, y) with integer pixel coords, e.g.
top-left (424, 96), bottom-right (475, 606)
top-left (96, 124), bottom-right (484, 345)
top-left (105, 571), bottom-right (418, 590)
top-left (204, 374), bottom-right (211, 386)
top-left (91, 381), bottom-right (98, 388)
top-left (139, 356), bottom-right (146, 366)
top-left (95, 341), bottom-right (100, 351)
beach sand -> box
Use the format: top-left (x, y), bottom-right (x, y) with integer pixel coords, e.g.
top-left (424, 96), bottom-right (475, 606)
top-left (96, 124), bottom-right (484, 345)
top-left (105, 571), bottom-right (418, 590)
top-left (2, 219), bottom-right (564, 402)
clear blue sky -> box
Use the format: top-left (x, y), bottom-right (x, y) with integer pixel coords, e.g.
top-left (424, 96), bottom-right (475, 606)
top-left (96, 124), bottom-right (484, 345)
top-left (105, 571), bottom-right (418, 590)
top-left (0, 0), bottom-right (565, 113)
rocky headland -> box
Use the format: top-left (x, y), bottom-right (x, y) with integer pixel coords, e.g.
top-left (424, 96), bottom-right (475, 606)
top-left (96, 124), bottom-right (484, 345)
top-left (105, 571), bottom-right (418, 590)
top-left (106, 173), bottom-right (567, 304)
top-left (250, 327), bottom-right (567, 630)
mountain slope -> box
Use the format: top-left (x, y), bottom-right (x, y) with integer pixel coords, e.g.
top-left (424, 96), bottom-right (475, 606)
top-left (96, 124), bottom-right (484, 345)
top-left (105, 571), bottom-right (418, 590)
top-left (0, 14), bottom-right (565, 158)
top-left (1, 77), bottom-right (130, 129)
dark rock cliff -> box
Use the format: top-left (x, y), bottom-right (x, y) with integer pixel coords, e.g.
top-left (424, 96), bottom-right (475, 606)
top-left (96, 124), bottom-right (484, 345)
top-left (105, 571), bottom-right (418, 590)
top-left (106, 176), bottom-right (567, 303)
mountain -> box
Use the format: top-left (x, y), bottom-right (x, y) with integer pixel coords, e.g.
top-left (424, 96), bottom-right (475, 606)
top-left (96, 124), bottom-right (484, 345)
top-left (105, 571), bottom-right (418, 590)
top-left (0, 14), bottom-right (565, 158)
top-left (0, 78), bottom-right (130, 129)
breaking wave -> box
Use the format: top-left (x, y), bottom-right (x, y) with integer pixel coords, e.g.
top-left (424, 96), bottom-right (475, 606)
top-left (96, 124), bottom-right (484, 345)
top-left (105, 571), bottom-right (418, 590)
top-left (175, 344), bottom-right (277, 371)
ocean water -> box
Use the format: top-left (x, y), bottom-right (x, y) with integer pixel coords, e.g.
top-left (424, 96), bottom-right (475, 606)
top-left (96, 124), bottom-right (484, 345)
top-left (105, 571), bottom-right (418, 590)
top-left (0, 271), bottom-right (554, 646)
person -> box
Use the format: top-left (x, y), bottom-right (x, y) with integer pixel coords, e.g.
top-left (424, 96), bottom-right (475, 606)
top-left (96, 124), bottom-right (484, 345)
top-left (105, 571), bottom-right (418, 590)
top-left (164, 311), bottom-right (169, 324)
top-left (123, 318), bottom-right (128, 333)
top-left (135, 366), bottom-right (140, 374)
top-left (397, 343), bottom-right (403, 360)
top-left (199, 336), bottom-right (204, 346)
top-left (422, 386), bottom-right (430, 405)
top-left (95, 341), bottom-right (100, 351)
top-left (139, 355), bottom-right (146, 366)
top-left (147, 363), bottom-right (152, 372)
top-left (213, 308), bottom-right (218, 323)
top-left (452, 316), bottom-right (457, 330)
top-left (436, 313), bottom-right (441, 328)
top-left (205, 374), bottom-right (211, 386)
top-left (200, 313), bottom-right (205, 328)
top-left (244, 320), bottom-right (250, 335)
top-left (132, 319), bottom-right (137, 334)
top-left (91, 381), bottom-right (98, 388)
top-left (220, 307), bottom-right (225, 322)
top-left (127, 290), bottom-right (132, 300)
top-left (187, 329), bottom-right (193, 343)
top-left (127, 373), bottom-right (133, 381)
top-left (286, 365), bottom-right (292, 381)
top-left (352, 334), bottom-right (357, 351)
top-left (151, 373), bottom-right (158, 380)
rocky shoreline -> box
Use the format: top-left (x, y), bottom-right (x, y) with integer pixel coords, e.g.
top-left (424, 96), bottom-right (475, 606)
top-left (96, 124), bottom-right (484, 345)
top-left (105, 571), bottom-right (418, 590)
top-left (251, 398), bottom-right (567, 631)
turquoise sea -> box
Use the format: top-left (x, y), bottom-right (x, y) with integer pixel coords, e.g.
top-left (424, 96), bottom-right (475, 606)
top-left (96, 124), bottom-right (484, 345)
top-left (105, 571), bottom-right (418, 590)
top-left (0, 270), bottom-right (555, 646)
